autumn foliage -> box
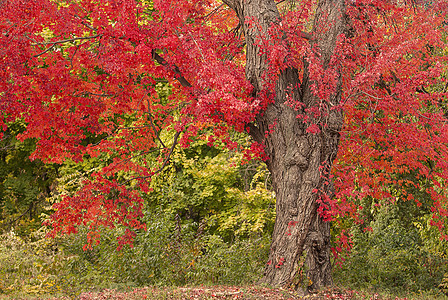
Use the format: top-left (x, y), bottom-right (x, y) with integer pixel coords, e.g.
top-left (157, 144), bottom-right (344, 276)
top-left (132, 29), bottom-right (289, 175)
top-left (333, 2), bottom-right (448, 239)
top-left (2, 0), bottom-right (448, 260)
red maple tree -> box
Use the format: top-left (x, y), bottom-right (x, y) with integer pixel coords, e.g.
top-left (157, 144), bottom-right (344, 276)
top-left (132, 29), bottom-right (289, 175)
top-left (2, 0), bottom-right (448, 292)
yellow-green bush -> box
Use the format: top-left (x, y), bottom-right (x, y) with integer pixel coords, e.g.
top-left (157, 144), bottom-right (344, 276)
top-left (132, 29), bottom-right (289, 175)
top-left (0, 228), bottom-right (65, 296)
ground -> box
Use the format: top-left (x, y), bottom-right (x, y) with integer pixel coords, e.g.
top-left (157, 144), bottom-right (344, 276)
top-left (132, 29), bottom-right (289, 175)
top-left (28, 286), bottom-right (409, 300)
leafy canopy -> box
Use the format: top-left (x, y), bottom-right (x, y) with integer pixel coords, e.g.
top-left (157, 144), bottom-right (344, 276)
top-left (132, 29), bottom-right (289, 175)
top-left (1, 0), bottom-right (448, 248)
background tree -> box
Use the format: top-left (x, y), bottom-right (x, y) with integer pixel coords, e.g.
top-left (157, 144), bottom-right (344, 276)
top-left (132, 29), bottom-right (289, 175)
top-left (2, 0), bottom-right (448, 293)
top-left (0, 122), bottom-right (57, 236)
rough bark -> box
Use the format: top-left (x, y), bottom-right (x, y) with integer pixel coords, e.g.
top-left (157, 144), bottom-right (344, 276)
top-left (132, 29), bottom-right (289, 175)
top-left (223, 0), bottom-right (345, 293)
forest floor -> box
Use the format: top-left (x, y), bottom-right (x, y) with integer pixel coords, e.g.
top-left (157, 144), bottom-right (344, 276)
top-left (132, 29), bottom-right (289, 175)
top-left (27, 285), bottom-right (411, 300)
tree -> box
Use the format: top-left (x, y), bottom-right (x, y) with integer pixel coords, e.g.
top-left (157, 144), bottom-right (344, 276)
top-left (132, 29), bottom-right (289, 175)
top-left (2, 0), bottom-right (448, 293)
top-left (0, 122), bottom-right (57, 236)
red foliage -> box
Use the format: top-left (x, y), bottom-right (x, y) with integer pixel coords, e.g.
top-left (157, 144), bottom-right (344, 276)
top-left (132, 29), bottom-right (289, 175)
top-left (2, 0), bottom-right (448, 249)
top-left (332, 1), bottom-right (448, 235)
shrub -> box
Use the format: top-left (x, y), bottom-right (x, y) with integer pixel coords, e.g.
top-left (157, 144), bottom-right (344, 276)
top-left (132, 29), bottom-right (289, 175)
top-left (0, 228), bottom-right (65, 296)
top-left (59, 210), bottom-right (270, 290)
top-left (187, 234), bottom-right (270, 285)
top-left (333, 203), bottom-right (448, 295)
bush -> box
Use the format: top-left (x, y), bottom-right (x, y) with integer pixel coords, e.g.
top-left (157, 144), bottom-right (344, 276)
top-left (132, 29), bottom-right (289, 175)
top-left (0, 228), bottom-right (65, 296)
top-left (187, 234), bottom-right (270, 285)
top-left (59, 210), bottom-right (270, 290)
top-left (333, 203), bottom-right (448, 295)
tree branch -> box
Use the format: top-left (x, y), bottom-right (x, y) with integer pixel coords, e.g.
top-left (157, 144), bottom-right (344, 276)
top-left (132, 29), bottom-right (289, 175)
top-left (149, 130), bottom-right (180, 176)
top-left (147, 98), bottom-right (167, 148)
top-left (221, 0), bottom-right (238, 10)
top-left (151, 50), bottom-right (192, 88)
top-left (299, 31), bottom-right (312, 40)
top-left (204, 3), bottom-right (225, 22)
top-left (120, 130), bottom-right (181, 185)
top-left (33, 35), bottom-right (101, 57)
top-left (34, 35), bottom-right (101, 46)
top-left (246, 123), bottom-right (264, 144)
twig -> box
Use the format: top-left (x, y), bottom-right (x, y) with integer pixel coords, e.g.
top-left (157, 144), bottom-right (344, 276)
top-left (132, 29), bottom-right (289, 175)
top-left (359, 90), bottom-right (383, 100)
top-left (120, 130), bottom-right (181, 185)
top-left (151, 130), bottom-right (181, 176)
top-left (203, 3), bottom-right (224, 22)
top-left (34, 35), bottom-right (101, 46)
top-left (33, 35), bottom-right (101, 57)
top-left (147, 98), bottom-right (167, 148)
top-left (189, 33), bottom-right (206, 61)
top-left (33, 44), bottom-right (56, 57)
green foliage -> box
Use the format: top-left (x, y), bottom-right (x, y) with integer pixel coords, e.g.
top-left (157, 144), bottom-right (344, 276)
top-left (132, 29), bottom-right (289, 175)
top-left (0, 122), bottom-right (58, 236)
top-left (58, 210), bottom-right (270, 290)
top-left (0, 228), bottom-right (65, 296)
top-left (439, 273), bottom-right (448, 295)
top-left (41, 136), bottom-right (273, 293)
top-left (147, 137), bottom-right (275, 243)
top-left (58, 212), bottom-right (179, 290)
top-left (187, 234), bottom-right (271, 285)
top-left (333, 201), bottom-right (448, 296)
top-left (0, 122), bottom-right (275, 297)
top-left (6, 118), bottom-right (448, 298)
top-left (207, 186), bottom-right (275, 241)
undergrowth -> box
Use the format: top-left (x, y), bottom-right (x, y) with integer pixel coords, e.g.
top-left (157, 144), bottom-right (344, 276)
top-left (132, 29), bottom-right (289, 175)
top-left (1, 206), bottom-right (448, 299)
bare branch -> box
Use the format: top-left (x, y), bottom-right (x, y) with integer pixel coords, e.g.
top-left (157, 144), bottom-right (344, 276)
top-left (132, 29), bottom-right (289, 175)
top-left (147, 98), bottom-right (167, 148)
top-left (149, 130), bottom-right (180, 176)
top-left (33, 44), bottom-right (56, 57)
top-left (116, 125), bottom-right (151, 131)
top-left (74, 91), bottom-right (116, 97)
top-left (299, 31), bottom-right (312, 40)
top-left (246, 123), bottom-right (264, 144)
top-left (120, 130), bottom-right (181, 185)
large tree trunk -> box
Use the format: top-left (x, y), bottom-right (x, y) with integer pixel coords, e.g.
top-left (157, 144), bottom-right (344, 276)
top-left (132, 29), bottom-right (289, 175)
top-left (223, 0), bottom-right (346, 293)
